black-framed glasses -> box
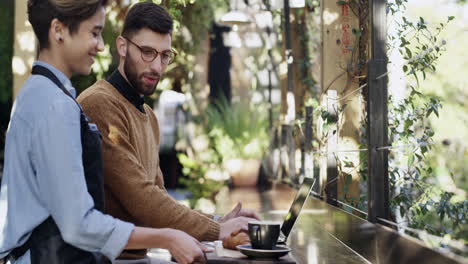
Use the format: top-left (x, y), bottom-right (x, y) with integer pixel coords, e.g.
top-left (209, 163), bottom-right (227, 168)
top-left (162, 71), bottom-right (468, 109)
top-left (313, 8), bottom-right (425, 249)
top-left (124, 37), bottom-right (177, 65)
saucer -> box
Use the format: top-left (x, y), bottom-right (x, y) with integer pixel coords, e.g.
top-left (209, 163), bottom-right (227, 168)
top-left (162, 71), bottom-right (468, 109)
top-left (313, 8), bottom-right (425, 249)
top-left (236, 244), bottom-right (291, 259)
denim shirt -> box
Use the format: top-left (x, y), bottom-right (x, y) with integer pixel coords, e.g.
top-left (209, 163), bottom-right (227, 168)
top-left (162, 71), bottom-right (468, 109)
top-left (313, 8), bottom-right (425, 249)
top-left (0, 61), bottom-right (134, 263)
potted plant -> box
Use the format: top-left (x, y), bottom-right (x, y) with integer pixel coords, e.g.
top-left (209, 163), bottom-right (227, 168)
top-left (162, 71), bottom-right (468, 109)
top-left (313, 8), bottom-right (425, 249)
top-left (206, 99), bottom-right (269, 187)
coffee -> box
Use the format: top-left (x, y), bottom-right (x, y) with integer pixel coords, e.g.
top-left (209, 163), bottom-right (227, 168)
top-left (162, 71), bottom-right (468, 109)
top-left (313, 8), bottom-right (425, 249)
top-left (248, 221), bottom-right (281, 250)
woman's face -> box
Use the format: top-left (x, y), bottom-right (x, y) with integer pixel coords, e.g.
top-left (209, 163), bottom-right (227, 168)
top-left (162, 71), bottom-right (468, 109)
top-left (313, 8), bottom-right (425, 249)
top-left (61, 6), bottom-right (106, 76)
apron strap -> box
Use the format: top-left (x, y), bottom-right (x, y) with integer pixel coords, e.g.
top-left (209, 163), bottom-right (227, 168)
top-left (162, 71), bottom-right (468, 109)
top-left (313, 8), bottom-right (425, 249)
top-left (31, 65), bottom-right (84, 112)
top-left (32, 66), bottom-right (72, 97)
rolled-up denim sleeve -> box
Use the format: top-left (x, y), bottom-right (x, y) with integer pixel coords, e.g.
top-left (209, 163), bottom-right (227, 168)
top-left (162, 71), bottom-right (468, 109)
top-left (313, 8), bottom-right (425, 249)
top-left (32, 97), bottom-right (134, 260)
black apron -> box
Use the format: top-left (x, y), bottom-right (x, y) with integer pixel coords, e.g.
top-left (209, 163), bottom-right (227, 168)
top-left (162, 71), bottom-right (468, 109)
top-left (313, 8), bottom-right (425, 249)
top-left (8, 65), bottom-right (106, 263)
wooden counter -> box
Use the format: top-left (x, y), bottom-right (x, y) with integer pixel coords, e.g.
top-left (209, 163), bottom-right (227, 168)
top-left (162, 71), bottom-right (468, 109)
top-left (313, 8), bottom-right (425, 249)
top-left (212, 184), bottom-right (464, 264)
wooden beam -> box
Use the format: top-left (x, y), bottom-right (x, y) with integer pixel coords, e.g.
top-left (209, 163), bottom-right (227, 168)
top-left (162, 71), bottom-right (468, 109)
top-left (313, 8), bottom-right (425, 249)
top-left (301, 106), bottom-right (314, 184)
top-left (280, 124), bottom-right (296, 182)
top-left (281, 0), bottom-right (295, 126)
top-left (367, 0), bottom-right (389, 222)
top-left (13, 0), bottom-right (36, 99)
top-left (321, 0), bottom-right (362, 204)
top-left (326, 90), bottom-right (338, 205)
top-left (284, 0), bottom-right (293, 96)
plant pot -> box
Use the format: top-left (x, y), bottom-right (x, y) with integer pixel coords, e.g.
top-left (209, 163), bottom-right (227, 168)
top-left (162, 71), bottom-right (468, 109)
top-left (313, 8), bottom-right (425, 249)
top-left (224, 159), bottom-right (261, 187)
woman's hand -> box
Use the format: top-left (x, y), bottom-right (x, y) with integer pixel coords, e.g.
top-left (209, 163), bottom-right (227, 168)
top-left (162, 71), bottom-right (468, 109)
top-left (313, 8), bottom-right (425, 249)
top-left (164, 229), bottom-right (209, 264)
top-left (126, 227), bottom-right (210, 264)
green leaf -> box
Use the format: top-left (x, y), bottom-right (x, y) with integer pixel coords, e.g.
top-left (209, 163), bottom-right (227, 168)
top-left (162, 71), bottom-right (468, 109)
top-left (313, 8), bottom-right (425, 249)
top-left (421, 146), bottom-right (428, 154)
top-left (427, 129), bottom-right (435, 137)
top-left (346, 174), bottom-right (352, 185)
top-left (351, 28), bottom-right (362, 36)
top-left (413, 72), bottom-right (420, 86)
top-left (321, 111), bottom-right (329, 120)
top-left (405, 47), bottom-right (412, 58)
top-left (415, 153), bottom-right (422, 161)
top-left (400, 37), bottom-right (407, 47)
top-left (404, 119), bottom-right (413, 130)
top-left (407, 154), bottom-right (415, 167)
top-left (343, 160), bottom-right (354, 168)
top-left (448, 16), bottom-right (455, 21)
top-left (426, 109), bottom-right (433, 117)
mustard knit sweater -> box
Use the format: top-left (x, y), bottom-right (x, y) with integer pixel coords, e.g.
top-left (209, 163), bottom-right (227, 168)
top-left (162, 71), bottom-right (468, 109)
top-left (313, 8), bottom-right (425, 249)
top-left (78, 80), bottom-right (220, 259)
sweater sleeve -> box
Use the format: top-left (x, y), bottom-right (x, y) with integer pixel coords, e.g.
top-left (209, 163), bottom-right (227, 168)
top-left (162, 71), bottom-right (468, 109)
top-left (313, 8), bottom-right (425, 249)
top-left (78, 88), bottom-right (220, 241)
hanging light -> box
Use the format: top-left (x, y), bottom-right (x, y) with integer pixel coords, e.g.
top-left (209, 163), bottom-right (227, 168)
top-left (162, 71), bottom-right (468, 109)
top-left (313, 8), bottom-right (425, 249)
top-left (220, 10), bottom-right (251, 25)
top-left (271, 0), bottom-right (305, 9)
top-left (220, 0), bottom-right (251, 26)
top-left (290, 0), bottom-right (306, 8)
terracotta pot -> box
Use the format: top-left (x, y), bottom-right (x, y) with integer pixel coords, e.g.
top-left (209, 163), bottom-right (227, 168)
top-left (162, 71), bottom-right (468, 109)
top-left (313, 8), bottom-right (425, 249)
top-left (224, 159), bottom-right (261, 187)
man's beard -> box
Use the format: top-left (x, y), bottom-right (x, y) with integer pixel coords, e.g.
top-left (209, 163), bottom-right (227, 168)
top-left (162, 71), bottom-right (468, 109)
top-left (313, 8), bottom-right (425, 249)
top-left (123, 51), bottom-right (160, 96)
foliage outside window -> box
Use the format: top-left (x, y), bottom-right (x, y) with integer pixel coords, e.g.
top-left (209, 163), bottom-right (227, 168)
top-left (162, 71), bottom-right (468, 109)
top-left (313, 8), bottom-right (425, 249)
top-left (305, 0), bottom-right (467, 251)
top-left (207, 99), bottom-right (269, 161)
top-left (386, 0), bottom-right (466, 246)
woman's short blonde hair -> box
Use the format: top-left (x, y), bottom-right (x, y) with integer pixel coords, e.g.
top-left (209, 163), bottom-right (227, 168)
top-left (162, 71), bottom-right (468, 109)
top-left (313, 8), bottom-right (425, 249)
top-left (28, 0), bottom-right (107, 50)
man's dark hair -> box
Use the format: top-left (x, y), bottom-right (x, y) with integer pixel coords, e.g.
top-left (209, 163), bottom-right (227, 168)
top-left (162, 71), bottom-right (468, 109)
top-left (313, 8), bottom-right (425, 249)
top-left (27, 0), bottom-right (108, 50)
top-left (122, 1), bottom-right (173, 39)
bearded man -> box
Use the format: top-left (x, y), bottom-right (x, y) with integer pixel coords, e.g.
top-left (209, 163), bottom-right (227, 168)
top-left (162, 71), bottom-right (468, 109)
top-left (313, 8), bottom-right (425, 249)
top-left (77, 2), bottom-right (258, 262)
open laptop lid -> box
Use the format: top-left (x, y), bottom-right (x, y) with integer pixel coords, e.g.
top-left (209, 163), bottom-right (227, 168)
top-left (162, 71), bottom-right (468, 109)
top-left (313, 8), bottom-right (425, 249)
top-left (278, 177), bottom-right (315, 243)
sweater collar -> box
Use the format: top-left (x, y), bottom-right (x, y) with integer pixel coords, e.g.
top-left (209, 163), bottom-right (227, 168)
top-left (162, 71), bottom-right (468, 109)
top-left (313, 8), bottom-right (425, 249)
top-left (107, 69), bottom-right (145, 113)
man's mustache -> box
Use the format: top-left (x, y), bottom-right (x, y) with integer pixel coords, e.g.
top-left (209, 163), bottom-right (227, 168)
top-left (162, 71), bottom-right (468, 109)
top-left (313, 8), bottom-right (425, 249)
top-left (142, 72), bottom-right (160, 80)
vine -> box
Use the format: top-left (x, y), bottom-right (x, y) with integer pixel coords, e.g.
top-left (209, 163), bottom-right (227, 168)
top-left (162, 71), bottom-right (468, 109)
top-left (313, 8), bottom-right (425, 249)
top-left (304, 0), bottom-right (466, 245)
top-left (386, 0), bottom-right (466, 243)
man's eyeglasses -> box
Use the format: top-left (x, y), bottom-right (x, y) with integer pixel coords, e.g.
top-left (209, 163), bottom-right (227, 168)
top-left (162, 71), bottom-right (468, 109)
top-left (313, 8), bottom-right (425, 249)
top-left (124, 37), bottom-right (176, 65)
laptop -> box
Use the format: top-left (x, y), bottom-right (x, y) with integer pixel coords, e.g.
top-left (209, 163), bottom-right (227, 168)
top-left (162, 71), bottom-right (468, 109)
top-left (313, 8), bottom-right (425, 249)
top-left (277, 177), bottom-right (315, 245)
top-left (204, 177), bottom-right (315, 262)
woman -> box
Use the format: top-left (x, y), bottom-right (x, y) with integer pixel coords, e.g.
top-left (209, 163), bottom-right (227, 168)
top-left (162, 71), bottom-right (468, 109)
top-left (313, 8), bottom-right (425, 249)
top-left (0, 0), bottom-right (207, 263)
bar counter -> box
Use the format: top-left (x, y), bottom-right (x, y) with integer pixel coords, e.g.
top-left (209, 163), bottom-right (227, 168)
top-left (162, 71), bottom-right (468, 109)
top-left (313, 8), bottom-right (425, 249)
top-left (212, 184), bottom-right (465, 264)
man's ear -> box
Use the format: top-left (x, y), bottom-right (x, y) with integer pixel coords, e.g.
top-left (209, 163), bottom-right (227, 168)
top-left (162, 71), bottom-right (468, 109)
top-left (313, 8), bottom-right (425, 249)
top-left (50, 18), bottom-right (66, 43)
top-left (116, 36), bottom-right (127, 57)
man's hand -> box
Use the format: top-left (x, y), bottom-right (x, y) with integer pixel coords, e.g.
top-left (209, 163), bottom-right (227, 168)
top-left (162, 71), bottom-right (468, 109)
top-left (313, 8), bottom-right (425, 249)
top-left (166, 230), bottom-right (210, 264)
top-left (219, 202), bottom-right (261, 223)
top-left (222, 229), bottom-right (250, 250)
top-left (219, 216), bottom-right (257, 240)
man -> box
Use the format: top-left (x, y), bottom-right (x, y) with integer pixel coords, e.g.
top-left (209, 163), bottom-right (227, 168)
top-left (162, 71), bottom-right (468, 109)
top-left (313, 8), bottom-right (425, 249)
top-left (77, 2), bottom-right (259, 261)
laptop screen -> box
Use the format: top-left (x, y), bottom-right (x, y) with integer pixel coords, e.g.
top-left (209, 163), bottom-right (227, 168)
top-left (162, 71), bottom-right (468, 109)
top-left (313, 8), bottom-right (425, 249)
top-left (279, 177), bottom-right (315, 242)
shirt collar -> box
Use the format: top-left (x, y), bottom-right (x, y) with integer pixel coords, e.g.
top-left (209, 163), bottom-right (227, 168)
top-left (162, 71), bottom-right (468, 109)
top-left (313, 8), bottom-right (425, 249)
top-left (33, 61), bottom-right (76, 98)
top-left (107, 70), bottom-right (145, 113)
